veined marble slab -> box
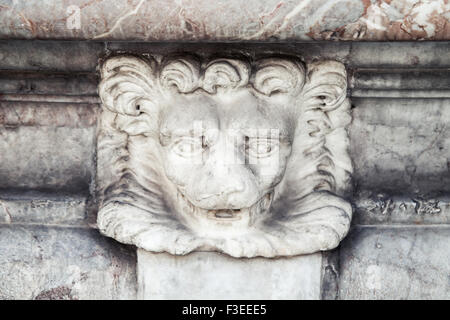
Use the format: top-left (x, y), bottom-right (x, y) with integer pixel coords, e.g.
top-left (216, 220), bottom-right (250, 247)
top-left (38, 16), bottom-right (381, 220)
top-left (0, 0), bottom-right (448, 41)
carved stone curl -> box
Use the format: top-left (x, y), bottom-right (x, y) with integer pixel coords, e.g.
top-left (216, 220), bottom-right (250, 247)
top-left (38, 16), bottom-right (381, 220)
top-left (96, 54), bottom-right (352, 258)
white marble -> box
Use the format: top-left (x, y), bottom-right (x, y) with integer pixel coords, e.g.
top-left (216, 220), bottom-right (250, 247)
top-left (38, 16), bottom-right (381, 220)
top-left (137, 249), bottom-right (322, 300)
top-left (96, 54), bottom-right (353, 258)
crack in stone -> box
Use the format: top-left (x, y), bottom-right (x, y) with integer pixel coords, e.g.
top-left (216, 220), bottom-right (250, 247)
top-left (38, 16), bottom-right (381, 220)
top-left (0, 200), bottom-right (12, 224)
top-left (93, 0), bottom-right (145, 40)
top-left (247, 0), bottom-right (313, 39)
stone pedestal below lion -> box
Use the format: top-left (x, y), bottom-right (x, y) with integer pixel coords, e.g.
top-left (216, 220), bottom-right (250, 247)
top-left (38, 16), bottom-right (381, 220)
top-left (137, 249), bottom-right (323, 300)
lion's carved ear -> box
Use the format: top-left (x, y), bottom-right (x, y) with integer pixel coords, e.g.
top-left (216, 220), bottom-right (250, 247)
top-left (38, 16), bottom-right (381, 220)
top-left (253, 58), bottom-right (305, 96)
top-left (99, 55), bottom-right (157, 116)
top-left (302, 60), bottom-right (347, 111)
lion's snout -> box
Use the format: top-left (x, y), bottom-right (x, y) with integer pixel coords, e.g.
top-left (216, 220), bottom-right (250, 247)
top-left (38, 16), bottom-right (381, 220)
top-left (185, 165), bottom-right (260, 210)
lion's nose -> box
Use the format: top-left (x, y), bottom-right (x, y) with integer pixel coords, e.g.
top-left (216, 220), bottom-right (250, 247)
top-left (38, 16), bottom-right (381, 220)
top-left (189, 164), bottom-right (258, 209)
top-left (187, 136), bottom-right (259, 209)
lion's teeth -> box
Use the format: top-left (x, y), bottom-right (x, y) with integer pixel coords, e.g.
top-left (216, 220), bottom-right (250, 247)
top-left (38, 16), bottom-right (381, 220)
top-left (214, 210), bottom-right (234, 218)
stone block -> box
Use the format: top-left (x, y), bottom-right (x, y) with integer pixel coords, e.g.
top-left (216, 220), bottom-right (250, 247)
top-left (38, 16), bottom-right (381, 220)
top-left (350, 98), bottom-right (450, 195)
top-left (0, 225), bottom-right (137, 299)
top-left (0, 41), bottom-right (103, 72)
top-left (0, 125), bottom-right (95, 192)
top-left (349, 42), bottom-right (450, 68)
top-left (0, 72), bottom-right (98, 96)
top-left (339, 226), bottom-right (450, 299)
top-left (0, 191), bottom-right (87, 226)
top-left (137, 250), bottom-right (323, 300)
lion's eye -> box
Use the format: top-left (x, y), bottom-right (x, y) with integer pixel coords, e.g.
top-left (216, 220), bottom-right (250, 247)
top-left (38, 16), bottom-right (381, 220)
top-left (172, 137), bottom-right (205, 157)
top-left (246, 137), bottom-right (278, 158)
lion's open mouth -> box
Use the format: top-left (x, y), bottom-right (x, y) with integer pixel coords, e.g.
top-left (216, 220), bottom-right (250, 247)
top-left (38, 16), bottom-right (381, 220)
top-left (209, 209), bottom-right (242, 219)
top-left (176, 190), bottom-right (273, 223)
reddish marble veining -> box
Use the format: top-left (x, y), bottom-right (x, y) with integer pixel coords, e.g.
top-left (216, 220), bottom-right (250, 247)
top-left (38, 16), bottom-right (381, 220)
top-left (0, 0), bottom-right (448, 41)
top-left (314, 0), bottom-right (450, 40)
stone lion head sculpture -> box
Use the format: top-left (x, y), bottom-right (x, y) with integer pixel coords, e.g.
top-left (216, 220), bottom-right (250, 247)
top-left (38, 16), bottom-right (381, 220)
top-left (96, 53), bottom-right (352, 258)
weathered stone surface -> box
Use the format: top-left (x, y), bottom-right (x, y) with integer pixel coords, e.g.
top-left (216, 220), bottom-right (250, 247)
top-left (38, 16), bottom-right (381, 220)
top-left (0, 225), bottom-right (137, 299)
top-left (351, 70), bottom-right (450, 91)
top-left (0, 101), bottom-right (98, 127)
top-left (137, 250), bottom-right (322, 299)
top-left (0, 72), bottom-right (98, 96)
top-left (0, 126), bottom-right (95, 192)
top-left (350, 69), bottom-right (450, 98)
top-left (1, 41), bottom-right (450, 73)
top-left (0, 0), bottom-right (448, 300)
top-left (351, 89), bottom-right (450, 99)
top-left (320, 249), bottom-right (340, 300)
top-left (0, 191), bottom-right (87, 226)
top-left (0, 0), bottom-right (448, 41)
top-left (354, 193), bottom-right (450, 225)
top-left (346, 42), bottom-right (450, 68)
top-left (339, 226), bottom-right (450, 299)
top-left (350, 98), bottom-right (450, 195)
top-left (0, 40), bottom-right (103, 71)
top-left (0, 39), bottom-right (448, 299)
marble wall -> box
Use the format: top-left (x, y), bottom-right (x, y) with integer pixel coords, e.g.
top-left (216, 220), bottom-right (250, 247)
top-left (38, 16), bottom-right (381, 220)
top-left (0, 40), bottom-right (449, 299)
top-left (0, 0), bottom-right (449, 41)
